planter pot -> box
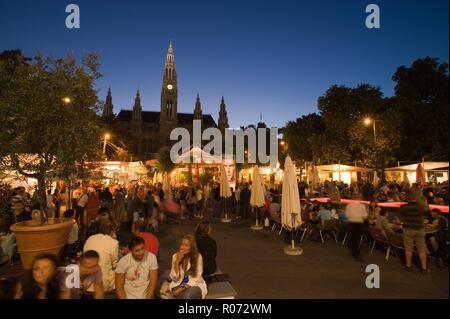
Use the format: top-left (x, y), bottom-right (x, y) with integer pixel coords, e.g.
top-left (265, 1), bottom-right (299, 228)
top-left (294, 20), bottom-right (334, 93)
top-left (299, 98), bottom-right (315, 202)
top-left (10, 218), bottom-right (75, 269)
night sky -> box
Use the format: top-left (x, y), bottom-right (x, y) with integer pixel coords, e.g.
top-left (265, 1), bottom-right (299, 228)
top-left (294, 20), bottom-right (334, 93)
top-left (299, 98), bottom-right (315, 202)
top-left (0, 0), bottom-right (448, 128)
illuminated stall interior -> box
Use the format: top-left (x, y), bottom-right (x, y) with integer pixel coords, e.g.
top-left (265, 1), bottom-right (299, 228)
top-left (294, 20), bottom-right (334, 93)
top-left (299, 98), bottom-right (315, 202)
top-left (385, 162), bottom-right (449, 184)
top-left (314, 164), bottom-right (371, 184)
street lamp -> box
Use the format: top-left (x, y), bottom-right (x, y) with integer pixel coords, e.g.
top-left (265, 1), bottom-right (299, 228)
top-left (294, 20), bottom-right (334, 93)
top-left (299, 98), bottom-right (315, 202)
top-left (103, 134), bottom-right (110, 157)
top-left (62, 97), bottom-right (72, 104)
top-left (363, 117), bottom-right (376, 141)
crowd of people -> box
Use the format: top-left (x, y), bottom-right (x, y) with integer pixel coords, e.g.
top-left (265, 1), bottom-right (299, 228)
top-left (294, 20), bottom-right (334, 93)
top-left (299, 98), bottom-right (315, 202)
top-left (0, 177), bottom-right (448, 298)
top-left (0, 213), bottom-right (219, 299)
top-left (299, 191), bottom-right (448, 272)
top-left (298, 180), bottom-right (449, 205)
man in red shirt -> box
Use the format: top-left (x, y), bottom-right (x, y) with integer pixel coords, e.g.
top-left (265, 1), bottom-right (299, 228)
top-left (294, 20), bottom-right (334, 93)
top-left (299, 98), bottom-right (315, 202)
top-left (124, 220), bottom-right (159, 260)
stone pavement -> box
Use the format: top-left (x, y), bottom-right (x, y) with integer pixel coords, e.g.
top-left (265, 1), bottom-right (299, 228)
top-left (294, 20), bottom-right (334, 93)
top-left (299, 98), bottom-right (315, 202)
top-left (2, 216), bottom-right (448, 299)
top-left (155, 217), bottom-right (448, 299)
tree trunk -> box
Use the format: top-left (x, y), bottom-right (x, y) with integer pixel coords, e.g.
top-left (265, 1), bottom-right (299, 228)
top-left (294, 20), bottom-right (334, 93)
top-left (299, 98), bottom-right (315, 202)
top-left (36, 173), bottom-right (46, 213)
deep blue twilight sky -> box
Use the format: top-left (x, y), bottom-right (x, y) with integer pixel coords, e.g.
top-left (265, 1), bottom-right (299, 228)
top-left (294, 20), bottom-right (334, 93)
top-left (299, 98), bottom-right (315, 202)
top-left (0, 0), bottom-right (448, 128)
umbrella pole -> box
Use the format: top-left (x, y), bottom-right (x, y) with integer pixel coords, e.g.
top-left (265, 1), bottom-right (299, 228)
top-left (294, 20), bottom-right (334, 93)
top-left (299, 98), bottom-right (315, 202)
top-left (221, 197), bottom-right (231, 223)
top-left (283, 212), bottom-right (303, 256)
top-left (251, 206), bottom-right (263, 230)
top-left (291, 213), bottom-right (295, 249)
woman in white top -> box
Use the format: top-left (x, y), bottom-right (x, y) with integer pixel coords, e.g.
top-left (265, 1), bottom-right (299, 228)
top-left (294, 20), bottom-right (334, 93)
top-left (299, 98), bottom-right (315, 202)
top-left (169, 234), bottom-right (207, 299)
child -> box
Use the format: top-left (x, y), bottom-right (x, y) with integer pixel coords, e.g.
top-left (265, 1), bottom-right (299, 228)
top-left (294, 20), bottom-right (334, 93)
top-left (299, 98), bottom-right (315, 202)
top-left (63, 209), bottom-right (79, 250)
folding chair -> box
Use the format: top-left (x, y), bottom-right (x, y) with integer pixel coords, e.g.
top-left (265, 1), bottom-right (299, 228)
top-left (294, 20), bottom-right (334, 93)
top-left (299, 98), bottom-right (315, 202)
top-left (322, 219), bottom-right (339, 243)
top-left (386, 232), bottom-right (405, 261)
top-left (369, 227), bottom-right (390, 260)
top-left (272, 213), bottom-right (281, 232)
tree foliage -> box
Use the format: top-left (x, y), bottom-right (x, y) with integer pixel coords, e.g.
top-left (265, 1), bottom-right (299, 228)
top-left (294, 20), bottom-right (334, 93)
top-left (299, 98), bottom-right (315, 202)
top-left (392, 57), bottom-right (449, 161)
top-left (283, 57), bottom-right (449, 171)
top-left (0, 50), bottom-right (102, 208)
top-left (156, 146), bottom-right (175, 173)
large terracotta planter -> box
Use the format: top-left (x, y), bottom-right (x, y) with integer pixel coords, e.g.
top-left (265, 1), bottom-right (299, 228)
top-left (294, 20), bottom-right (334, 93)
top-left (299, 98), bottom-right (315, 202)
top-left (10, 218), bottom-right (75, 269)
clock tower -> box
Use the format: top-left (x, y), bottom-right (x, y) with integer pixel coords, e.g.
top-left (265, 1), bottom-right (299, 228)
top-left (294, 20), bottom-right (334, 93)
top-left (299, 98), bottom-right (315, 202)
top-left (159, 41), bottom-right (178, 147)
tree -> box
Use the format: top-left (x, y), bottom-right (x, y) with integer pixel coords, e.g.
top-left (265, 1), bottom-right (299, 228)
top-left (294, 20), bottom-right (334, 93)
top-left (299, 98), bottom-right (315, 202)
top-left (392, 57), bottom-right (449, 161)
top-left (283, 113), bottom-right (324, 163)
top-left (155, 146), bottom-right (175, 173)
top-left (0, 51), bottom-right (102, 209)
top-left (199, 170), bottom-right (214, 186)
top-left (316, 84), bottom-right (402, 173)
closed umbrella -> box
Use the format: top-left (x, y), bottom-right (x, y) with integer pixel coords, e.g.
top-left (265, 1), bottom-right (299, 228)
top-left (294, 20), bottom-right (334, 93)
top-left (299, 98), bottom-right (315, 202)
top-left (404, 172), bottom-right (410, 186)
top-left (416, 163), bottom-right (425, 188)
top-left (281, 156), bottom-right (303, 256)
top-left (373, 170), bottom-right (379, 188)
top-left (219, 166), bottom-right (232, 222)
top-left (250, 166), bottom-right (265, 230)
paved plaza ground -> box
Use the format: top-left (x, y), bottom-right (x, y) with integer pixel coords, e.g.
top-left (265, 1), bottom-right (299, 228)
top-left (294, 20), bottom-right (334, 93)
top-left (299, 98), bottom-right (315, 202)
top-left (154, 216), bottom-right (448, 299)
top-left (1, 216), bottom-right (448, 299)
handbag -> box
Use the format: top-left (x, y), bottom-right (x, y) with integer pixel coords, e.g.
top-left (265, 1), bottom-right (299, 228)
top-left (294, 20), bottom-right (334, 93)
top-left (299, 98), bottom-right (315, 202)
top-left (159, 280), bottom-right (174, 299)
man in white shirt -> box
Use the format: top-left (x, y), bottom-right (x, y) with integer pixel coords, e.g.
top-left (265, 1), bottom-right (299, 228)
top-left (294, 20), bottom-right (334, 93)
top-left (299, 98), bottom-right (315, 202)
top-left (76, 189), bottom-right (89, 227)
top-left (83, 221), bottom-right (119, 292)
top-left (115, 236), bottom-right (158, 299)
top-left (345, 201), bottom-right (368, 261)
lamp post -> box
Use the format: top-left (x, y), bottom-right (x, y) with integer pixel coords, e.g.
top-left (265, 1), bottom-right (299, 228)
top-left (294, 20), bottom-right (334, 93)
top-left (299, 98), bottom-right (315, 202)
top-left (364, 118), bottom-right (376, 142)
top-left (364, 117), bottom-right (378, 182)
top-left (103, 134), bottom-right (110, 158)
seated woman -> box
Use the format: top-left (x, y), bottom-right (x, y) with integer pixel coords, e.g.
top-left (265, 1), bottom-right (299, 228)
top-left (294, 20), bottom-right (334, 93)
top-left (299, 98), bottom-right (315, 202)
top-left (374, 209), bottom-right (394, 238)
top-left (0, 277), bottom-right (23, 299)
top-left (366, 201), bottom-right (379, 227)
top-left (0, 215), bottom-right (16, 266)
top-left (169, 235), bottom-right (207, 299)
top-left (427, 209), bottom-right (449, 258)
top-left (195, 221), bottom-right (217, 277)
top-left (22, 253), bottom-right (59, 299)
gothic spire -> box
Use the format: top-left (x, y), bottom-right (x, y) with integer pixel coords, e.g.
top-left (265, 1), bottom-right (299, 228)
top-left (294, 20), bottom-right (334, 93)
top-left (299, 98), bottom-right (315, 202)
top-left (132, 89), bottom-right (142, 122)
top-left (218, 96), bottom-right (229, 131)
top-left (103, 87), bottom-right (113, 118)
top-left (194, 93), bottom-right (202, 121)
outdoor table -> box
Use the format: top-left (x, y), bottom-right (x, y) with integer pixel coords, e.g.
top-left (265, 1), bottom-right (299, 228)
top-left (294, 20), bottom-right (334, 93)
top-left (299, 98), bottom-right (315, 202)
top-left (387, 223), bottom-right (440, 235)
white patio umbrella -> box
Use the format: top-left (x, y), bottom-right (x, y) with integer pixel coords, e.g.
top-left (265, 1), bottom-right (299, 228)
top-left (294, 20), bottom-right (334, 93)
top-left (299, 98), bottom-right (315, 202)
top-left (250, 166), bottom-right (266, 230)
top-left (404, 172), bottom-right (411, 186)
top-left (219, 166), bottom-right (232, 222)
top-left (373, 170), bottom-right (379, 188)
top-left (281, 156), bottom-right (303, 256)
